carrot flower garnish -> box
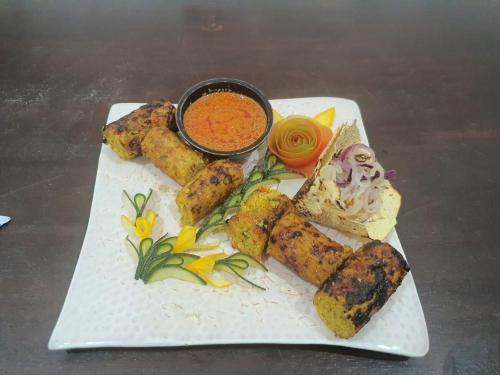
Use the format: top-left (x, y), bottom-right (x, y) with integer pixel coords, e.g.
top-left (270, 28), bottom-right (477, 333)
top-left (267, 115), bottom-right (333, 177)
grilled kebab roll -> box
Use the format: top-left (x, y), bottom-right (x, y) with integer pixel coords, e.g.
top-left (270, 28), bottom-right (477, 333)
top-left (102, 99), bottom-right (175, 159)
top-left (176, 159), bottom-right (244, 225)
top-left (314, 240), bottom-right (409, 338)
top-left (141, 127), bottom-right (208, 186)
top-left (226, 190), bottom-right (295, 259)
top-left (267, 213), bottom-right (352, 286)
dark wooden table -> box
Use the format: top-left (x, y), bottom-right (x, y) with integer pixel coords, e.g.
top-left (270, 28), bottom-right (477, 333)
top-left (1, 1), bottom-right (499, 374)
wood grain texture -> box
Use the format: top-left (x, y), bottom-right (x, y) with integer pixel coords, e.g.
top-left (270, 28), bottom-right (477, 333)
top-left (1, 0), bottom-right (499, 374)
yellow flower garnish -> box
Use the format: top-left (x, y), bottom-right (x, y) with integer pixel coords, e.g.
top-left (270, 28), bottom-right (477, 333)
top-left (121, 209), bottom-right (157, 240)
top-left (204, 275), bottom-right (232, 288)
top-left (185, 253), bottom-right (225, 273)
top-left (313, 107), bottom-right (335, 127)
top-left (272, 108), bottom-right (284, 124)
top-left (186, 253), bottom-right (231, 288)
top-left (273, 107), bottom-right (335, 127)
top-left (172, 226), bottom-right (220, 253)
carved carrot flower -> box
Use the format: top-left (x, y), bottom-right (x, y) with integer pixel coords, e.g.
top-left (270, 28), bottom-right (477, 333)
top-left (267, 108), bottom-right (336, 177)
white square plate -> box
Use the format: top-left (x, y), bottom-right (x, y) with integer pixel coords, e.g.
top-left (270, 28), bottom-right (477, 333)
top-left (49, 98), bottom-right (429, 357)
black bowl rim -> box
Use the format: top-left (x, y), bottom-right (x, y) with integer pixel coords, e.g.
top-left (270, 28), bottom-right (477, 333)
top-left (176, 77), bottom-right (273, 157)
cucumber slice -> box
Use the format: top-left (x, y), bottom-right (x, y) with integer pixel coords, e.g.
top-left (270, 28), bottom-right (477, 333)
top-left (136, 238), bottom-right (155, 279)
top-left (197, 204), bottom-right (226, 241)
top-left (139, 238), bottom-right (154, 257)
top-left (134, 193), bottom-right (146, 211)
top-left (226, 253), bottom-right (268, 272)
top-left (227, 263), bottom-right (266, 290)
top-left (224, 194), bottom-right (242, 209)
top-left (157, 236), bottom-right (177, 247)
top-left (215, 263), bottom-right (265, 290)
top-left (137, 237), bottom-right (170, 280)
top-left (146, 265), bottom-right (207, 285)
top-left (210, 205), bottom-right (226, 217)
top-left (270, 162), bottom-right (286, 171)
top-left (123, 188), bottom-right (153, 217)
top-left (208, 213), bottom-right (224, 225)
top-left (242, 179), bottom-right (279, 202)
top-left (137, 241), bottom-right (172, 278)
top-left (156, 243), bottom-right (173, 255)
top-left (163, 255), bottom-right (184, 266)
top-left (214, 263), bottom-right (234, 274)
top-left (224, 206), bottom-right (239, 217)
top-left (146, 253), bottom-right (179, 272)
top-left (177, 253), bottom-right (200, 265)
top-left (265, 170), bottom-right (304, 180)
top-left (227, 259), bottom-right (249, 270)
top-left (196, 223), bottom-right (225, 241)
top-left (156, 232), bottom-right (170, 244)
top-left (248, 168), bottom-right (264, 183)
top-left (265, 154), bottom-right (278, 171)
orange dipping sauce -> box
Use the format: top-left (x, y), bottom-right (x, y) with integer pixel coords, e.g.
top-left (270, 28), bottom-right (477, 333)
top-left (183, 92), bottom-right (267, 152)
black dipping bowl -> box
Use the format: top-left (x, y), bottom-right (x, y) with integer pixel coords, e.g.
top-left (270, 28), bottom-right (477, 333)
top-left (176, 78), bottom-right (273, 158)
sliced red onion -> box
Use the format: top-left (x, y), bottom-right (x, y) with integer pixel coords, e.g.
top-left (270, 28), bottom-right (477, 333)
top-left (384, 169), bottom-right (397, 180)
top-left (338, 143), bottom-right (357, 161)
top-left (336, 169), bottom-right (352, 188)
top-left (339, 143), bottom-right (374, 162)
top-left (370, 170), bottom-right (381, 181)
top-left (324, 143), bottom-right (395, 219)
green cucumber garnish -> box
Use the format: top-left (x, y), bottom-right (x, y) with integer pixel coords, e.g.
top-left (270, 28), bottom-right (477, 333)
top-left (265, 170), bottom-right (303, 180)
top-left (248, 169), bottom-right (264, 182)
top-left (270, 161), bottom-right (286, 171)
top-left (162, 255), bottom-right (185, 266)
top-left (139, 238), bottom-right (154, 256)
top-left (134, 193), bottom-right (146, 212)
top-left (225, 193), bottom-right (242, 209)
top-left (146, 265), bottom-right (206, 285)
top-left (196, 223), bottom-right (225, 241)
top-left (134, 238), bottom-right (154, 279)
top-left (265, 153), bottom-right (279, 171)
top-left (215, 262), bottom-right (265, 291)
top-left (226, 259), bottom-right (249, 270)
top-left (214, 252), bottom-right (267, 290)
top-left (226, 253), bottom-right (268, 272)
top-left (208, 213), bottom-right (224, 225)
top-left (156, 235), bottom-right (177, 247)
top-left (242, 178), bottom-right (279, 202)
top-left (177, 253), bottom-right (200, 265)
top-left (123, 190), bottom-right (209, 285)
top-left (123, 188), bottom-right (152, 219)
top-left (196, 151), bottom-right (297, 241)
top-left (156, 243), bottom-right (173, 256)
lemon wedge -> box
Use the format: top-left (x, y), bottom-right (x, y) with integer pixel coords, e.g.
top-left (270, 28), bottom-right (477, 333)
top-left (314, 107), bottom-right (336, 128)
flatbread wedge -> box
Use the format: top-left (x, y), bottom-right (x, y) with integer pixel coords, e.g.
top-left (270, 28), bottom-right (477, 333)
top-left (293, 122), bottom-right (401, 240)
